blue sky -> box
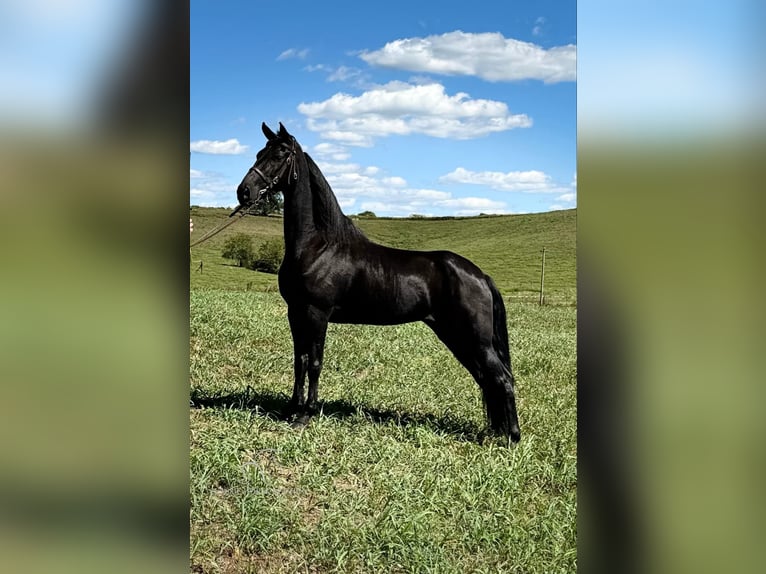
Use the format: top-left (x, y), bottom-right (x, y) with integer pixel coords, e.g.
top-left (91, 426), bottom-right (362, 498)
top-left (191, 0), bottom-right (576, 216)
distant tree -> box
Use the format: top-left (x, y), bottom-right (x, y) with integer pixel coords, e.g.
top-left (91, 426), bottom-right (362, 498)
top-left (357, 210), bottom-right (377, 218)
top-left (248, 238), bottom-right (284, 274)
top-left (409, 214), bottom-right (427, 219)
top-left (251, 193), bottom-right (284, 216)
top-left (222, 233), bottom-right (254, 267)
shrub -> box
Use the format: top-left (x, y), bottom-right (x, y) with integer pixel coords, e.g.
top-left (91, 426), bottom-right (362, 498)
top-left (248, 238), bottom-right (284, 274)
top-left (221, 233), bottom-right (254, 267)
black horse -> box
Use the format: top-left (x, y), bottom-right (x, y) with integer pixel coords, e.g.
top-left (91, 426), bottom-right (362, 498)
top-left (236, 123), bottom-right (521, 442)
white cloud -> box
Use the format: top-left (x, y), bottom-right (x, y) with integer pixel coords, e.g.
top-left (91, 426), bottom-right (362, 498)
top-left (188, 170), bottom-right (238, 208)
top-left (359, 31), bottom-right (575, 83)
top-left (189, 187), bottom-right (236, 208)
top-left (190, 138), bottom-right (248, 155)
top-left (438, 196), bottom-right (509, 215)
top-left (314, 160), bottom-right (509, 217)
top-left (305, 63), bottom-right (369, 87)
top-left (551, 187), bottom-right (577, 210)
top-left (532, 17), bottom-right (546, 37)
top-left (327, 66), bottom-right (363, 82)
top-left (277, 48), bottom-right (309, 61)
top-left (440, 167), bottom-right (569, 193)
top-left (311, 143), bottom-right (351, 161)
top-left (315, 162), bottom-right (364, 175)
top-left (359, 196), bottom-right (509, 217)
top-left (299, 81), bottom-right (531, 144)
top-left (382, 176), bottom-right (407, 187)
top-left (318, 130), bottom-right (374, 147)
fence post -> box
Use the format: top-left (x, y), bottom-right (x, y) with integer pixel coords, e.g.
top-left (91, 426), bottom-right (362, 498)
top-left (539, 247), bottom-right (546, 305)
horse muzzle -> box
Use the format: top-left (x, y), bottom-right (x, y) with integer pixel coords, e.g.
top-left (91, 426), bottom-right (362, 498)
top-left (237, 182), bottom-right (252, 206)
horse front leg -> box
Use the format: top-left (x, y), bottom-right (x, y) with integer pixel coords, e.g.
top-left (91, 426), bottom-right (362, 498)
top-left (287, 308), bottom-right (309, 419)
top-left (289, 306), bottom-right (329, 427)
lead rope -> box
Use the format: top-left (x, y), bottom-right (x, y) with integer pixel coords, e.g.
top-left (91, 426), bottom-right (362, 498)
top-left (189, 206), bottom-right (251, 248)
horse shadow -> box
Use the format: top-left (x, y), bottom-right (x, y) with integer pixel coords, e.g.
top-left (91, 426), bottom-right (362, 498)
top-left (190, 386), bottom-right (483, 441)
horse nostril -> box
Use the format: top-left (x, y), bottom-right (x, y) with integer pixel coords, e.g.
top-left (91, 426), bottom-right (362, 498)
top-left (237, 184), bottom-right (250, 206)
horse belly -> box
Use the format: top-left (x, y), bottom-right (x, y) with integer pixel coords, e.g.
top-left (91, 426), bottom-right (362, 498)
top-left (329, 304), bottom-right (424, 325)
top-left (329, 278), bottom-right (431, 325)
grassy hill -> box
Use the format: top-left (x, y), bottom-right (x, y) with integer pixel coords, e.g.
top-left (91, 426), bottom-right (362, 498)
top-left (189, 207), bottom-right (576, 304)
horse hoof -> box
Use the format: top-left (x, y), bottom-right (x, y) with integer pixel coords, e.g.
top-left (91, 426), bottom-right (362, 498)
top-left (291, 414), bottom-right (311, 429)
top-left (510, 425), bottom-right (521, 443)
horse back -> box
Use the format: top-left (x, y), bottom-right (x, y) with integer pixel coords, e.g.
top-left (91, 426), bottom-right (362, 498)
top-left (332, 242), bottom-right (488, 325)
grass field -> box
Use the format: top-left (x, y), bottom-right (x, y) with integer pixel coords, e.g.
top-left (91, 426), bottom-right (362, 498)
top-left (190, 209), bottom-right (577, 573)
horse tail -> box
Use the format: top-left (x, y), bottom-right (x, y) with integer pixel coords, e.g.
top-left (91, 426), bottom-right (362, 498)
top-left (486, 276), bottom-right (511, 372)
top-left (482, 275), bottom-right (520, 442)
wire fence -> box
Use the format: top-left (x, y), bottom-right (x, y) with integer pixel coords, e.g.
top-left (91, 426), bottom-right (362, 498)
top-left (505, 294), bottom-right (576, 307)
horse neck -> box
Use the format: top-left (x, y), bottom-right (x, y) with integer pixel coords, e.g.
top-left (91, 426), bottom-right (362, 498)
top-left (281, 158), bottom-right (317, 256)
top-left (303, 153), bottom-right (348, 235)
top-left (282, 151), bottom-right (355, 257)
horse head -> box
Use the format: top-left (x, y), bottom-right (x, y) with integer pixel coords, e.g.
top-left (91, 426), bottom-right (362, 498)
top-left (236, 122), bottom-right (300, 209)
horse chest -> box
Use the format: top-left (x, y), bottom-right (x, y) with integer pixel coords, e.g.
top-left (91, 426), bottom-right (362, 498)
top-left (278, 258), bottom-right (350, 308)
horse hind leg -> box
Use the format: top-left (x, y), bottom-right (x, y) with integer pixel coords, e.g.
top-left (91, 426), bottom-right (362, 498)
top-left (457, 342), bottom-right (520, 443)
top-left (303, 319), bottom-right (328, 417)
top-left (286, 344), bottom-right (308, 419)
top-left (427, 318), bottom-right (520, 443)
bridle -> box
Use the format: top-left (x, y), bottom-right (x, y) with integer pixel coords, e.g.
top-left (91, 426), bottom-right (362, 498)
top-left (236, 136), bottom-right (298, 215)
top-left (189, 137), bottom-right (299, 248)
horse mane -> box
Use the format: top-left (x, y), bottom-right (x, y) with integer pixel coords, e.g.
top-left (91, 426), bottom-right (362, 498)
top-left (301, 150), bottom-right (366, 243)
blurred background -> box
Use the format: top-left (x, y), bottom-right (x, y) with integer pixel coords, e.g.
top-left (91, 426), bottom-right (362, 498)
top-left (0, 1), bottom-right (188, 573)
top-left (578, 1), bottom-right (765, 573)
top-left (0, 0), bottom-right (764, 572)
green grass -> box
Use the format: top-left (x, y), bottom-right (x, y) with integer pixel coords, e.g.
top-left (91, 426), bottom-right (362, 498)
top-left (189, 207), bottom-right (576, 304)
top-left (190, 292), bottom-right (576, 573)
top-left (190, 209), bottom-right (577, 572)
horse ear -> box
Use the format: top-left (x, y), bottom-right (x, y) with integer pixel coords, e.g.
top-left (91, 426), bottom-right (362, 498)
top-left (278, 122), bottom-right (291, 138)
top-left (262, 122), bottom-right (277, 141)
